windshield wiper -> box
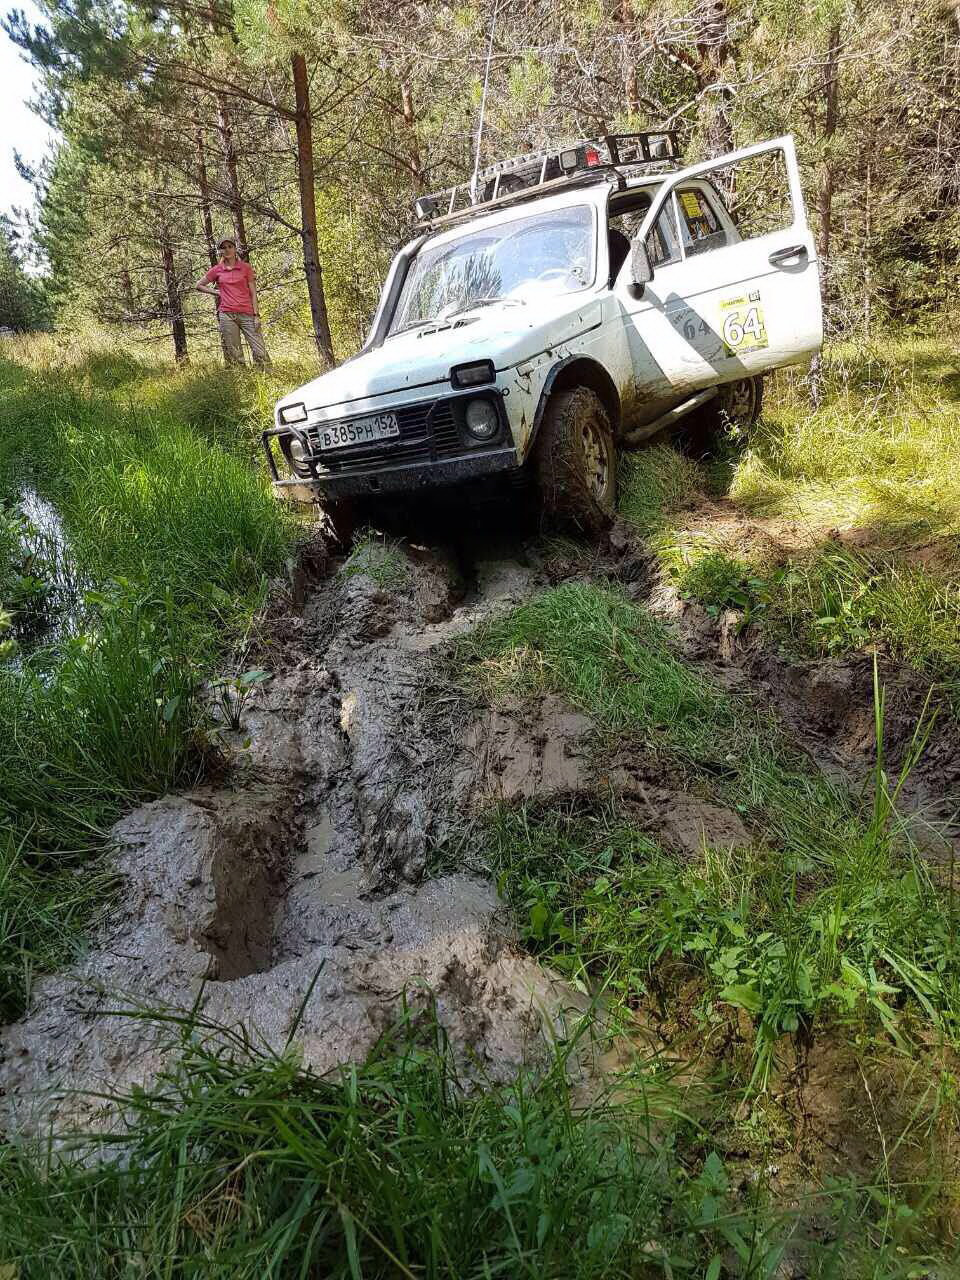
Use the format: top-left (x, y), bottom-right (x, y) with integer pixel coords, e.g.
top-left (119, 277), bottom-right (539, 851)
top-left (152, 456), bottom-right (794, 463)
top-left (444, 296), bottom-right (525, 319)
top-left (390, 318), bottom-right (437, 337)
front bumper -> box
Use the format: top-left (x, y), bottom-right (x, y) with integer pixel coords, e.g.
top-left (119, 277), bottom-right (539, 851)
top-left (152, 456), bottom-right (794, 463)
top-left (262, 389), bottom-right (520, 502)
top-left (265, 444), bottom-right (520, 500)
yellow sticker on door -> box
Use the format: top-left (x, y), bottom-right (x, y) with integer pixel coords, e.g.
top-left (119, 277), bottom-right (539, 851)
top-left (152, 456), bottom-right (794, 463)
top-left (719, 295), bottom-right (768, 356)
top-left (679, 190), bottom-right (703, 219)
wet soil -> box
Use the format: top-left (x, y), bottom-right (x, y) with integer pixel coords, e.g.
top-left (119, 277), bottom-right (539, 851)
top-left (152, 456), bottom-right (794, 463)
top-left (2, 510), bottom-right (958, 1156)
top-left (650, 573), bottom-right (960, 859)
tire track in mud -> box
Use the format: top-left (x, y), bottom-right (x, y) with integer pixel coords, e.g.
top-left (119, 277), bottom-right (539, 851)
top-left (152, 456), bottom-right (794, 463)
top-left (3, 519), bottom-right (958, 1137)
top-left (0, 541), bottom-right (588, 1135)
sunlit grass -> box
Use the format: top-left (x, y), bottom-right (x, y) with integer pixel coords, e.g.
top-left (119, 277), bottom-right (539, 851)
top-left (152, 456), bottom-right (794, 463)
top-left (0, 339), bottom-right (299, 1017)
top-left (618, 333), bottom-right (960, 687)
top-left (734, 334), bottom-right (960, 540)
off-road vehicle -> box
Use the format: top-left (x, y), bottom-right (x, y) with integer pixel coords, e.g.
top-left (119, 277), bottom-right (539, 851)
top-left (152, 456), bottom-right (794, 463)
top-left (264, 132), bottom-right (822, 532)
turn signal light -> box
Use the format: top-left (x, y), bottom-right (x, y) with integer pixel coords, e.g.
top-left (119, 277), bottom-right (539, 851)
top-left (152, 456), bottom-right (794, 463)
top-left (451, 360), bottom-right (495, 388)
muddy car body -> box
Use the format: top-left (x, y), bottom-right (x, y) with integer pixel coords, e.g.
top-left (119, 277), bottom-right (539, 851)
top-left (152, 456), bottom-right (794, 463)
top-left (266, 134), bottom-right (822, 530)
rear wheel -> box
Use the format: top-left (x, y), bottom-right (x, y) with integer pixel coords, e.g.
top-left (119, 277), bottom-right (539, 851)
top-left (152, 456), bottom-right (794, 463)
top-left (534, 386), bottom-right (617, 533)
top-left (680, 375), bottom-right (763, 456)
top-left (717, 375), bottom-right (763, 432)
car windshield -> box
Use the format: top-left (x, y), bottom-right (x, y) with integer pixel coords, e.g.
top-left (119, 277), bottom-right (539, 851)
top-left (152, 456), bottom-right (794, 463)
top-left (388, 205), bottom-right (595, 335)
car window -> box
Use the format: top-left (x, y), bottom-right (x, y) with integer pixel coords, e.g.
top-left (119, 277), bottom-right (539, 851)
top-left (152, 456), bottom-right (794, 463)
top-left (676, 187), bottom-right (728, 257)
top-left (389, 205), bottom-right (595, 334)
top-left (609, 191), bottom-right (652, 240)
top-left (645, 199), bottom-right (682, 267)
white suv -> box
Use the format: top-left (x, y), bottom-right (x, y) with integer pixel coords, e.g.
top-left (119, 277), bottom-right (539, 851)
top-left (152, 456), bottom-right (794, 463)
top-left (265, 133), bottom-right (822, 532)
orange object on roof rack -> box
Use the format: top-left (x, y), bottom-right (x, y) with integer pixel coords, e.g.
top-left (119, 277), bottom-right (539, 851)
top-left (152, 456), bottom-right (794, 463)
top-left (414, 131), bottom-right (682, 226)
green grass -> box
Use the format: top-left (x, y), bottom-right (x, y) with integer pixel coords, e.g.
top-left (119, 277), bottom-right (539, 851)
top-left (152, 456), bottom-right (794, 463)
top-left (733, 336), bottom-right (960, 540)
top-left (459, 584), bottom-right (960, 1087)
top-left (0, 337), bottom-right (299, 1017)
top-left (0, 1008), bottom-right (780, 1279)
top-left (617, 444), bottom-right (706, 537)
top-left (485, 796), bottom-right (959, 1088)
top-left (617, 335), bottom-right (960, 691)
top-left (341, 529), bottom-right (410, 591)
top-left (457, 581), bottom-right (855, 858)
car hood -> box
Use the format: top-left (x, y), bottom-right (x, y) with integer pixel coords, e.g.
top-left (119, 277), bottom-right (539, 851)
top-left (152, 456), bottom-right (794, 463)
top-left (276, 296), bottom-right (604, 415)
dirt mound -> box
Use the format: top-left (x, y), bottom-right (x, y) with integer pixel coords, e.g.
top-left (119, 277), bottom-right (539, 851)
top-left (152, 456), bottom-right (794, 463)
top-left (465, 695), bottom-right (595, 802)
top-left (466, 698), bottom-right (751, 854)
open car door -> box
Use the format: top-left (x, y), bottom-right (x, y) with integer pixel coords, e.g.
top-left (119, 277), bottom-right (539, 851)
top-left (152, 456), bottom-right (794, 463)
top-left (614, 136), bottom-right (823, 403)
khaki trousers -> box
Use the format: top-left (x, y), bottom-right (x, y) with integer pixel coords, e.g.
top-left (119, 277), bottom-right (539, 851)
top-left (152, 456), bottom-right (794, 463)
top-left (219, 311), bottom-right (270, 368)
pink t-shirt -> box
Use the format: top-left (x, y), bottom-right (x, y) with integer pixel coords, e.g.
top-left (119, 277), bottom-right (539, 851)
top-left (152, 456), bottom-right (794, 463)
top-left (203, 260), bottom-right (255, 314)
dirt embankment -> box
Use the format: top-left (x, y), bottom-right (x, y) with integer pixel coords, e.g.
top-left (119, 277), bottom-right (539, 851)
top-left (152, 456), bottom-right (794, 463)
top-left (2, 520), bottom-right (958, 1138)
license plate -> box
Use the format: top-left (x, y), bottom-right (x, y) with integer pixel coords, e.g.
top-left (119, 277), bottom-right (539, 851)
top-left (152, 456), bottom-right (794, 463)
top-left (317, 412), bottom-right (400, 451)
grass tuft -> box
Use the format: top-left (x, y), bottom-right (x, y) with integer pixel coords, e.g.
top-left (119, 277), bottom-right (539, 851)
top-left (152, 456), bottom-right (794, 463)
top-left (340, 529), bottom-right (410, 591)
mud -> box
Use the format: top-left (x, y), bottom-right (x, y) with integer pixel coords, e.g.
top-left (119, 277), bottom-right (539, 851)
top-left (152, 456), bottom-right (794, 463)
top-left (4, 509), bottom-right (958, 1141)
top-left (0, 538), bottom-right (593, 1135)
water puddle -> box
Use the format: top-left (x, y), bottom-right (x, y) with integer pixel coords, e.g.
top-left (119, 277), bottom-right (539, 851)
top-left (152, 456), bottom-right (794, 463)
top-left (2, 489), bottom-right (89, 660)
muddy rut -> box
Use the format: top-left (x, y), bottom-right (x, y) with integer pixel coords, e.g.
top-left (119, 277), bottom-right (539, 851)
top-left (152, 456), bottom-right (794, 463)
top-left (2, 521), bottom-right (958, 1136)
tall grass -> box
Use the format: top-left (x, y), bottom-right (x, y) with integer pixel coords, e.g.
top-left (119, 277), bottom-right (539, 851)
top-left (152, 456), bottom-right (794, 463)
top-left (0, 1010), bottom-right (759, 1279)
top-left (0, 339), bottom-right (298, 1016)
top-left (735, 336), bottom-right (960, 539)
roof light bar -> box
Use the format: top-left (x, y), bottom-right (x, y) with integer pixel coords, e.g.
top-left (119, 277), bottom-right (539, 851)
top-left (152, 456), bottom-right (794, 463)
top-left (413, 131), bottom-right (682, 225)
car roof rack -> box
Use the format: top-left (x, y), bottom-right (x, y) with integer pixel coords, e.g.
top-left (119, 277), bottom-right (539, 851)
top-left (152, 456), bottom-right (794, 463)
top-left (413, 130), bottom-right (682, 228)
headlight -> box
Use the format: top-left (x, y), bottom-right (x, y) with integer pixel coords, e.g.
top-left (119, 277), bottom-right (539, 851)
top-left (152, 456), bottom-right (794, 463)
top-left (464, 398), bottom-right (499, 440)
top-left (279, 402), bottom-right (308, 424)
top-left (286, 432), bottom-right (311, 471)
top-left (463, 396), bottom-right (499, 442)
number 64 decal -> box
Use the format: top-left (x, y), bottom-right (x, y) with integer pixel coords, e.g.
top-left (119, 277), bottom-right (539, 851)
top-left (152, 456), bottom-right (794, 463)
top-left (719, 296), bottom-right (769, 355)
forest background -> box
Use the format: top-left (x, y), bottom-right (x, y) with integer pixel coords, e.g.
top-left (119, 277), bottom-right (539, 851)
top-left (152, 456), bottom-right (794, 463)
top-left (1, 0), bottom-right (959, 363)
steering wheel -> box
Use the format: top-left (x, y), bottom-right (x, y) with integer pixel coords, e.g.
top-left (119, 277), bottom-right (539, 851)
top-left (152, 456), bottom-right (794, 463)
top-left (535, 267), bottom-right (571, 284)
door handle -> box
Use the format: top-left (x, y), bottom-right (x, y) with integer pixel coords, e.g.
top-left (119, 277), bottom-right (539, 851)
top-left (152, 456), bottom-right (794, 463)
top-left (769, 244), bottom-right (809, 267)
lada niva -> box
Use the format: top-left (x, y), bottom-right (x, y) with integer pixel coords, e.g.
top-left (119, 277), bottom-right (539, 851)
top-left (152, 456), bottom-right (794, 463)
top-left (264, 132), bottom-right (822, 533)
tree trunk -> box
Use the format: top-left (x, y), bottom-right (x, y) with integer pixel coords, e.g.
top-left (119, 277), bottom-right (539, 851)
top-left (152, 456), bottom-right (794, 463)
top-left (216, 94), bottom-right (249, 259)
top-left (619, 0), bottom-right (640, 118)
top-left (696, 0), bottom-right (734, 158)
top-left (292, 51), bottom-right (335, 367)
top-left (160, 229), bottom-right (188, 362)
top-left (399, 80), bottom-right (425, 188)
top-left (196, 128), bottom-right (229, 356)
top-left (816, 24), bottom-right (841, 303)
top-left (195, 128), bottom-right (218, 267)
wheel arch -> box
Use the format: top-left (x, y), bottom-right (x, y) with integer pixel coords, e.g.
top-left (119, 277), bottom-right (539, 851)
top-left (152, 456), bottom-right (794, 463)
top-left (530, 356), bottom-right (622, 447)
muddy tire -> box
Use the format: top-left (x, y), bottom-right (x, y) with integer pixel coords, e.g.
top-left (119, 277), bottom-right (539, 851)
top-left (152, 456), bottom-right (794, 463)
top-left (700, 375), bottom-right (763, 437)
top-left (533, 387), bottom-right (617, 533)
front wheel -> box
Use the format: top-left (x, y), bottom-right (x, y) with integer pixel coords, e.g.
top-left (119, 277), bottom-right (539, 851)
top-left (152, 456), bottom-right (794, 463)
top-left (533, 386), bottom-right (617, 533)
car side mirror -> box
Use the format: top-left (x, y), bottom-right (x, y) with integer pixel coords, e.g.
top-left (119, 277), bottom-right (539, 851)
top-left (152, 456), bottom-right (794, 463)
top-left (629, 240), bottom-right (654, 295)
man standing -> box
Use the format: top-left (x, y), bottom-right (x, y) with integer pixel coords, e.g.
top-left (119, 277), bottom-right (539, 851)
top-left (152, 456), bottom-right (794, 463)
top-left (194, 238), bottom-right (270, 368)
